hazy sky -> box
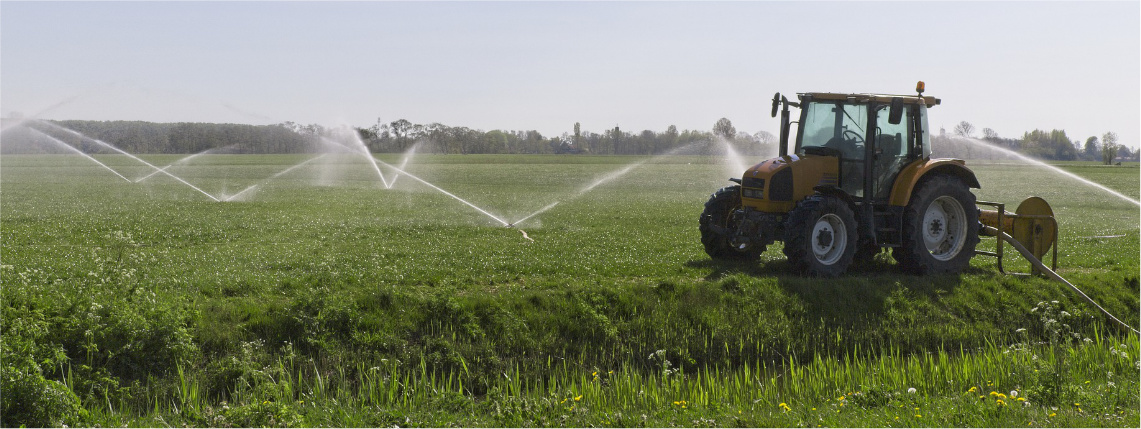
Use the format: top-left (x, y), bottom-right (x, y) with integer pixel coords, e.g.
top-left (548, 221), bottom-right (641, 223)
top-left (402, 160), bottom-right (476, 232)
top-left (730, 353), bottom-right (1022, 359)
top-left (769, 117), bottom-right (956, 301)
top-left (2, 1), bottom-right (1138, 147)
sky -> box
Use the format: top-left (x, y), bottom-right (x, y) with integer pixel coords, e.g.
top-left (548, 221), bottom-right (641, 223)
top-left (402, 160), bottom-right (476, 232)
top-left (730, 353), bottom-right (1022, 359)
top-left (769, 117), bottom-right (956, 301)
top-left (2, 1), bottom-right (1138, 148)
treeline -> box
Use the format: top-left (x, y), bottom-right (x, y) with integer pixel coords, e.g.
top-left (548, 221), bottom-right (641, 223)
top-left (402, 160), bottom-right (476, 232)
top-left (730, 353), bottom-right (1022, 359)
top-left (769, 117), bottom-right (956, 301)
top-left (354, 118), bottom-right (775, 156)
top-left (1, 118), bottom-right (776, 157)
top-left (2, 118), bottom-right (1134, 163)
top-left (933, 121), bottom-right (1138, 164)
top-left (1, 120), bottom-right (315, 154)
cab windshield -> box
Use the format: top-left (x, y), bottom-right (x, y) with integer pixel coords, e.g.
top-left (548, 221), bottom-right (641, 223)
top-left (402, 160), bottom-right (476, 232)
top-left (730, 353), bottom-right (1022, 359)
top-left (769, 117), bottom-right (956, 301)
top-left (797, 101), bottom-right (868, 160)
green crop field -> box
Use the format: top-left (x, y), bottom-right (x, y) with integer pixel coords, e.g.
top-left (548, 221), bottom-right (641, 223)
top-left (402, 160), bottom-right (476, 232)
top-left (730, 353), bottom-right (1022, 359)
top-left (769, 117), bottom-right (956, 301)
top-left (2, 153), bottom-right (1138, 427)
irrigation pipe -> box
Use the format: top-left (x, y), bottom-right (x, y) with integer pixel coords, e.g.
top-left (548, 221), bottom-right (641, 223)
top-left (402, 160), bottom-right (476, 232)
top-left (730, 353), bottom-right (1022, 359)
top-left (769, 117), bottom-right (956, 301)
top-left (982, 225), bottom-right (1140, 335)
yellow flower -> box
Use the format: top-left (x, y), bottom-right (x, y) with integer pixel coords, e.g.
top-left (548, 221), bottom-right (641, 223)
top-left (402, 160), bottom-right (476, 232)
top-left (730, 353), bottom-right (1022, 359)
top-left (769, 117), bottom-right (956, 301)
top-left (1016, 397), bottom-right (1027, 402)
top-left (574, 395), bottom-right (582, 402)
top-left (1049, 413), bottom-right (1056, 417)
top-left (996, 399), bottom-right (1006, 407)
top-left (967, 386), bottom-right (977, 393)
top-left (915, 414), bottom-right (922, 418)
top-left (779, 402), bottom-right (791, 412)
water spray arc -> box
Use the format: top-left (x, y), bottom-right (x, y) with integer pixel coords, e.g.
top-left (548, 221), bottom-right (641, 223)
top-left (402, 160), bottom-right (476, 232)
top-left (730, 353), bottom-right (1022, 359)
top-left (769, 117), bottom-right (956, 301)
top-left (25, 127), bottom-right (132, 182)
top-left (960, 137), bottom-right (1140, 207)
top-left (313, 136), bottom-right (509, 225)
top-left (224, 154), bottom-right (329, 202)
top-left (35, 121), bottom-right (222, 202)
top-left (134, 148), bottom-right (219, 183)
top-left (388, 143), bottom-right (419, 188)
top-left (317, 136), bottom-right (392, 188)
top-left (369, 156), bottom-right (511, 227)
top-left (509, 142), bottom-right (705, 227)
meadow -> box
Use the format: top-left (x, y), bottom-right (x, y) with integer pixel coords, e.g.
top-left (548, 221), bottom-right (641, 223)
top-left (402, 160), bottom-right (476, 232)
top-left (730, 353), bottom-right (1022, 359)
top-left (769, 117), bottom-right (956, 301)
top-left (2, 153), bottom-right (1138, 427)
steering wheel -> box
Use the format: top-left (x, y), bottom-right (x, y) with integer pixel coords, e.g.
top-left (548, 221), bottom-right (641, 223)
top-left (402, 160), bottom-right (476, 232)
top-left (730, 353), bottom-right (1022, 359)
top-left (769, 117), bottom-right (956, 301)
top-left (842, 129), bottom-right (864, 145)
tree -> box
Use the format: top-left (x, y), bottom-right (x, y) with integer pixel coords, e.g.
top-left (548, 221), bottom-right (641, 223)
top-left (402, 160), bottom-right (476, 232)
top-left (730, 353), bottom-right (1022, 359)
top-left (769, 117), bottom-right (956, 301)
top-left (953, 121), bottom-right (975, 138)
top-left (1083, 136), bottom-right (1099, 161)
top-left (1101, 131), bottom-right (1119, 165)
top-left (713, 118), bottom-right (735, 140)
top-left (982, 128), bottom-right (999, 141)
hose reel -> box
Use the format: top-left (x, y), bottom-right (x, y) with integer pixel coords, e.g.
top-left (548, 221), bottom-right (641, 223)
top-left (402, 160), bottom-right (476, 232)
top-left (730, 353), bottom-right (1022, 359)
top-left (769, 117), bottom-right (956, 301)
top-left (976, 196), bottom-right (1058, 274)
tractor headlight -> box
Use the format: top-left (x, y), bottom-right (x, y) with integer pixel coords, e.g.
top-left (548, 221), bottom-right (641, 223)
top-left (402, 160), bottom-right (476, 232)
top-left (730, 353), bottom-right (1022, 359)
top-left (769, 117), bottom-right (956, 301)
top-left (742, 188), bottom-right (763, 199)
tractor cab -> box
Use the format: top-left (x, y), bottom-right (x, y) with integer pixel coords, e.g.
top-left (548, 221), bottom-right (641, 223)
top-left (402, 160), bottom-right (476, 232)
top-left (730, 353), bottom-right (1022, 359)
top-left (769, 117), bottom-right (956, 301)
top-left (789, 91), bottom-right (937, 201)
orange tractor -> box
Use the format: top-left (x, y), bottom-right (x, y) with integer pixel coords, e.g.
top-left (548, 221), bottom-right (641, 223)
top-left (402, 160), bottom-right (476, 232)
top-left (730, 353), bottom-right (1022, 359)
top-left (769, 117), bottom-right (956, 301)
top-left (701, 82), bottom-right (992, 276)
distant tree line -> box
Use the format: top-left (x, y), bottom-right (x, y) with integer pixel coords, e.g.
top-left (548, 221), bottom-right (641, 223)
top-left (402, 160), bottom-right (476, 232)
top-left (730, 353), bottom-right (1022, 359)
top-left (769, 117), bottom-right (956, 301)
top-left (1, 118), bottom-right (1134, 164)
top-left (355, 118), bottom-right (775, 156)
top-left (934, 121), bottom-right (1138, 164)
top-left (0, 120), bottom-right (314, 154)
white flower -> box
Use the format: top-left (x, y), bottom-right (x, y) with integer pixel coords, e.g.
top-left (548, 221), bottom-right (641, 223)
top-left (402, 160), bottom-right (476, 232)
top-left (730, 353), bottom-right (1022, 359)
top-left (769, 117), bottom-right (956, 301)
top-left (1010, 390), bottom-right (1018, 398)
top-left (907, 387), bottom-right (917, 394)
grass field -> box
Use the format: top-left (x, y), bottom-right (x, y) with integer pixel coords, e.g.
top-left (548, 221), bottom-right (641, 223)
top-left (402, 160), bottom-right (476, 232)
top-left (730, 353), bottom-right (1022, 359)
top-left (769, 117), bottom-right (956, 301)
top-left (2, 153), bottom-right (1138, 427)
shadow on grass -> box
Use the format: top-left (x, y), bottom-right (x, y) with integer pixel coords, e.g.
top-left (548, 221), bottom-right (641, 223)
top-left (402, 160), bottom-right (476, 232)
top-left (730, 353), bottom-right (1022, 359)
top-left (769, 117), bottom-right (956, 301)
top-left (687, 252), bottom-right (978, 341)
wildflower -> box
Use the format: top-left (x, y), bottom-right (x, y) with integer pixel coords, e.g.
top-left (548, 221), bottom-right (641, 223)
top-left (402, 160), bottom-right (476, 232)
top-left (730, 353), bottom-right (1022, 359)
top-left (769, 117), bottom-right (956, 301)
top-left (1049, 413), bottom-right (1056, 417)
top-left (779, 402), bottom-right (791, 412)
top-left (1010, 390), bottom-right (1018, 398)
top-left (996, 399), bottom-right (1006, 407)
top-left (915, 414), bottom-right (922, 418)
top-left (574, 395), bottom-right (582, 402)
top-left (967, 386), bottom-right (977, 393)
top-left (907, 387), bottom-right (917, 394)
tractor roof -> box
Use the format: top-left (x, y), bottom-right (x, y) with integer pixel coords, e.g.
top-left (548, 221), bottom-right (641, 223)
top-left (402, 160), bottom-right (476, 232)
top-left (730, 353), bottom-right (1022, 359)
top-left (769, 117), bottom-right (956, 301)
top-left (798, 92), bottom-right (940, 108)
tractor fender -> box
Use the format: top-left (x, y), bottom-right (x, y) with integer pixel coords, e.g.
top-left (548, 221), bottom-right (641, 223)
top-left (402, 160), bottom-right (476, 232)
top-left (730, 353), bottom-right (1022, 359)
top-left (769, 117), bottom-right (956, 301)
top-left (888, 159), bottom-right (980, 207)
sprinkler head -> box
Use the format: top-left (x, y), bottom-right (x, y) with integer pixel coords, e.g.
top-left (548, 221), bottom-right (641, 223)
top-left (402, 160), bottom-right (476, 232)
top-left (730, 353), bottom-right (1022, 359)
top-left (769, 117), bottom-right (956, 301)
top-left (506, 223), bottom-right (515, 228)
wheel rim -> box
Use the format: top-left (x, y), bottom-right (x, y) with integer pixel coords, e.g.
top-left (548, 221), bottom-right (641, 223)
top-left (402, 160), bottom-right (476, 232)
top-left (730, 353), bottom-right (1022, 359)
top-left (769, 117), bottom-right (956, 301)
top-left (922, 196), bottom-right (967, 261)
top-left (811, 214), bottom-right (847, 265)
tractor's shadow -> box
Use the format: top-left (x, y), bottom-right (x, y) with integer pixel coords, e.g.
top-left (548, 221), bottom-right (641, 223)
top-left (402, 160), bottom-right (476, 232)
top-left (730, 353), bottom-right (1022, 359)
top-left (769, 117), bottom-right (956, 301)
top-left (686, 252), bottom-right (985, 324)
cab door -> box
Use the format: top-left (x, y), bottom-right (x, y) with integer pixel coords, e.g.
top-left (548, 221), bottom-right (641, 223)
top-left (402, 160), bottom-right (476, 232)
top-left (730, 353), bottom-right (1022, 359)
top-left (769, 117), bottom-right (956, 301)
top-left (871, 104), bottom-right (914, 200)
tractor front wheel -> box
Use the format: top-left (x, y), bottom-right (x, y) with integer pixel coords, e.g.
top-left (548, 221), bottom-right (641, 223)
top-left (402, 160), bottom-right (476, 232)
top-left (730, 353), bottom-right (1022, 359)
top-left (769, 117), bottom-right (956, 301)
top-left (893, 175), bottom-right (980, 274)
top-left (700, 186), bottom-right (764, 260)
top-left (783, 194), bottom-right (857, 276)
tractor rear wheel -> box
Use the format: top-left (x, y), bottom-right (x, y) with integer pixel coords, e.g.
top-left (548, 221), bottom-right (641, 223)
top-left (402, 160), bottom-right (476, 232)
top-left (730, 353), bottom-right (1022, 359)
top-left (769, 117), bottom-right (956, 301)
top-left (893, 175), bottom-right (980, 274)
top-left (783, 194), bottom-right (857, 276)
top-left (699, 186), bottom-right (764, 260)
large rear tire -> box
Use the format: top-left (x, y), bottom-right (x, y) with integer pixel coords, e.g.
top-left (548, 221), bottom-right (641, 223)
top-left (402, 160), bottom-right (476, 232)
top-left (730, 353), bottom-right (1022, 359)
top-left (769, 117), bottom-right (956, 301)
top-left (699, 186), bottom-right (764, 260)
top-left (783, 194), bottom-right (857, 277)
top-left (892, 175), bottom-right (980, 274)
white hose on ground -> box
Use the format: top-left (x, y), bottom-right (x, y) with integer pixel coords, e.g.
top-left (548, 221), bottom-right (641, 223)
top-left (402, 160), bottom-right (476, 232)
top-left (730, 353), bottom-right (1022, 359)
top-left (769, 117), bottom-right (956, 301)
top-left (982, 225), bottom-right (1140, 335)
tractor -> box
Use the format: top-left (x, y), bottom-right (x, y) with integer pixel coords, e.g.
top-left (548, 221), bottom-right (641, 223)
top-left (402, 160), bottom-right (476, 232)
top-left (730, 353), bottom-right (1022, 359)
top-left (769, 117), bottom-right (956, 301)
top-left (700, 82), bottom-right (982, 276)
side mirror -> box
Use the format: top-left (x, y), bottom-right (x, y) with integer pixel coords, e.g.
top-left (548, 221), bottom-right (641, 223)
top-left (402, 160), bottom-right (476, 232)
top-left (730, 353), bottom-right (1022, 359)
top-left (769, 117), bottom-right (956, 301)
top-left (771, 92), bottom-right (781, 118)
top-left (888, 97), bottom-right (904, 125)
